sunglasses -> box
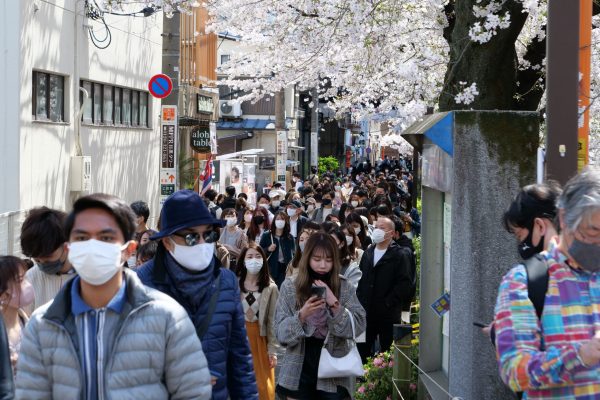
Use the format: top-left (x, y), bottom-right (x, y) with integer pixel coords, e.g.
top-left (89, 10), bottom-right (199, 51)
top-left (173, 230), bottom-right (219, 246)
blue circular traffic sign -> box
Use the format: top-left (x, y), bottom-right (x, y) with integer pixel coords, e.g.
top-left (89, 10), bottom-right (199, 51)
top-left (148, 74), bottom-right (173, 99)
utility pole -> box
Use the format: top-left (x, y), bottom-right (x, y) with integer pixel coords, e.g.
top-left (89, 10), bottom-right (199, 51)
top-left (545, 0), bottom-right (580, 184)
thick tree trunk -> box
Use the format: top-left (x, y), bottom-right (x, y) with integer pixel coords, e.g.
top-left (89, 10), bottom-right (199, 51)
top-left (439, 0), bottom-right (529, 111)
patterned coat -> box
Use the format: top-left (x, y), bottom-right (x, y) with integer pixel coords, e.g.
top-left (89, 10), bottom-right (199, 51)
top-left (274, 275), bottom-right (366, 396)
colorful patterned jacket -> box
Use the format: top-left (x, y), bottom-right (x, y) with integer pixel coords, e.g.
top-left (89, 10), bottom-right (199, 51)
top-left (494, 239), bottom-right (600, 399)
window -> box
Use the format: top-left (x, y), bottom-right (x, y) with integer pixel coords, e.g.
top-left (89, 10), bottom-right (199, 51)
top-left (32, 71), bottom-right (65, 122)
top-left (132, 91), bottom-right (139, 126)
top-left (122, 89), bottom-right (131, 125)
top-left (139, 92), bottom-right (148, 127)
top-left (93, 83), bottom-right (102, 124)
top-left (82, 81), bottom-right (93, 123)
top-left (220, 54), bottom-right (230, 65)
top-left (103, 85), bottom-right (113, 124)
top-left (80, 80), bottom-right (149, 128)
top-left (114, 88), bottom-right (121, 125)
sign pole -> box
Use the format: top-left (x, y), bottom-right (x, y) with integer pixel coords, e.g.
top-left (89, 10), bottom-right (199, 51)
top-left (578, 0), bottom-right (592, 171)
top-left (545, 0), bottom-right (580, 184)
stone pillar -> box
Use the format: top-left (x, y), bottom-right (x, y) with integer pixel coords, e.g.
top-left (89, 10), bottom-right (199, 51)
top-left (448, 111), bottom-right (538, 400)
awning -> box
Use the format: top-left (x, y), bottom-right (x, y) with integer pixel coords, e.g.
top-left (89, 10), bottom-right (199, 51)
top-left (401, 112), bottom-right (453, 155)
top-left (216, 118), bottom-right (275, 130)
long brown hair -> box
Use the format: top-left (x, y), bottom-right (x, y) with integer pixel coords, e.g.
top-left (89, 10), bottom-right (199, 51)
top-left (0, 256), bottom-right (26, 301)
top-left (295, 233), bottom-right (341, 308)
top-left (236, 243), bottom-right (272, 293)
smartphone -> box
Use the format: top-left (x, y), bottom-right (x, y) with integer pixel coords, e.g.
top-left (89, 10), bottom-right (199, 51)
top-left (310, 285), bottom-right (326, 299)
top-left (472, 321), bottom-right (488, 328)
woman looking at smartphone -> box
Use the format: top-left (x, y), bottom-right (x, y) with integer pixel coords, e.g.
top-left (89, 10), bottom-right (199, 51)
top-left (274, 233), bottom-right (366, 400)
top-left (236, 244), bottom-right (280, 400)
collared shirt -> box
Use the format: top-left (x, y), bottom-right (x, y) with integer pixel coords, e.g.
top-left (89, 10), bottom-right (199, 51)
top-left (494, 239), bottom-right (600, 399)
top-left (71, 276), bottom-right (127, 400)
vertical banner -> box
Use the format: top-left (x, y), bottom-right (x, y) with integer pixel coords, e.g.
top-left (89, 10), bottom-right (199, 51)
top-left (579, 0), bottom-right (592, 171)
top-left (276, 130), bottom-right (287, 185)
top-left (209, 122), bottom-right (217, 155)
top-left (160, 105), bottom-right (178, 205)
top-left (310, 131), bottom-right (318, 167)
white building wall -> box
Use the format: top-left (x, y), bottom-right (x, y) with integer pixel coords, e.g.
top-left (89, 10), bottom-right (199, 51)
top-left (0, 1), bottom-right (24, 214)
top-left (15, 0), bottom-right (163, 222)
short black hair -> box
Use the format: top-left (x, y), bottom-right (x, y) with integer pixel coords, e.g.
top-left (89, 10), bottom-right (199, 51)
top-left (130, 201), bottom-right (150, 222)
top-left (20, 207), bottom-right (67, 258)
top-left (238, 193), bottom-right (248, 200)
top-left (204, 189), bottom-right (218, 201)
top-left (503, 182), bottom-right (561, 232)
top-left (65, 193), bottom-right (137, 241)
top-left (226, 186), bottom-right (236, 196)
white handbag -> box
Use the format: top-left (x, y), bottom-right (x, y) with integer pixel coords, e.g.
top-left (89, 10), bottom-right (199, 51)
top-left (317, 310), bottom-right (365, 379)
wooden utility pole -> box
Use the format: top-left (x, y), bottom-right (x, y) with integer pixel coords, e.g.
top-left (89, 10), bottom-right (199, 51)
top-left (545, 0), bottom-right (580, 184)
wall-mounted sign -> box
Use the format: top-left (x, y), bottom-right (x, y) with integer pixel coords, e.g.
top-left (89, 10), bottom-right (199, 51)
top-left (161, 124), bottom-right (176, 168)
top-left (190, 126), bottom-right (211, 153)
top-left (160, 106), bottom-right (178, 205)
top-left (197, 94), bottom-right (214, 114)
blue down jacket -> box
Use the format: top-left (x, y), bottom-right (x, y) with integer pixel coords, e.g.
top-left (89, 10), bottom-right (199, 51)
top-left (137, 247), bottom-right (258, 400)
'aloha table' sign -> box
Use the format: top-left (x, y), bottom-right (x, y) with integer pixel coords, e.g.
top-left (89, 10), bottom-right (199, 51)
top-left (191, 126), bottom-right (211, 153)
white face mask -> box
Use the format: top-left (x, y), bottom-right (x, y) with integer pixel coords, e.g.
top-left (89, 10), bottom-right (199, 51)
top-left (345, 236), bottom-right (354, 246)
top-left (315, 203), bottom-right (322, 209)
top-left (259, 203), bottom-right (269, 209)
top-left (272, 200), bottom-right (281, 208)
top-left (7, 280), bottom-right (35, 309)
top-left (275, 220), bottom-right (286, 229)
top-left (299, 242), bottom-right (306, 252)
top-left (244, 258), bottom-right (263, 275)
top-left (307, 205), bottom-right (315, 212)
top-left (244, 214), bottom-right (253, 223)
top-left (335, 186), bottom-right (341, 191)
top-left (226, 217), bottom-right (237, 227)
top-left (286, 208), bottom-right (296, 217)
top-left (351, 201), bottom-right (359, 207)
top-left (371, 228), bottom-right (387, 245)
top-left (354, 226), bottom-right (362, 235)
top-left (169, 240), bottom-right (215, 271)
top-left (68, 239), bottom-right (126, 286)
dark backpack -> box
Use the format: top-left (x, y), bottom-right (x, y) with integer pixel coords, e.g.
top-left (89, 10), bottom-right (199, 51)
top-left (524, 254), bottom-right (549, 320)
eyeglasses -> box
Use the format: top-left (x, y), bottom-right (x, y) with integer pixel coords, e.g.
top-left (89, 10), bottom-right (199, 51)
top-left (173, 230), bottom-right (219, 246)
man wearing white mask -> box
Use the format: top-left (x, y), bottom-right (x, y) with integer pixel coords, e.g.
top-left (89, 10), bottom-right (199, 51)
top-left (16, 193), bottom-right (211, 399)
top-left (356, 216), bottom-right (414, 362)
top-left (286, 200), bottom-right (308, 239)
top-left (137, 190), bottom-right (258, 400)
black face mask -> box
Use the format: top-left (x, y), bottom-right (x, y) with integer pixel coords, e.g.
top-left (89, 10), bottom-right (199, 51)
top-left (322, 199), bottom-right (332, 206)
top-left (308, 268), bottom-right (332, 281)
top-left (518, 226), bottom-right (545, 260)
top-left (254, 216), bottom-right (265, 225)
top-left (38, 258), bottom-right (65, 275)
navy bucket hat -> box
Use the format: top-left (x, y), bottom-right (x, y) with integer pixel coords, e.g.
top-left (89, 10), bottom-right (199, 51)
top-left (151, 189), bottom-right (225, 240)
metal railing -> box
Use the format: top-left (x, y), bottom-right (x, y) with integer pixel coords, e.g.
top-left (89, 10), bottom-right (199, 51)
top-left (0, 210), bottom-right (26, 257)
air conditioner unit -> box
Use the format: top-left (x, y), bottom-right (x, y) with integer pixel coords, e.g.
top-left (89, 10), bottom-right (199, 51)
top-left (219, 100), bottom-right (242, 118)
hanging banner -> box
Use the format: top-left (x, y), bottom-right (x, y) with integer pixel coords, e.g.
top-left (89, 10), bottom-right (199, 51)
top-left (578, 0), bottom-right (592, 171)
top-left (276, 130), bottom-right (287, 184)
top-left (160, 106), bottom-right (178, 205)
top-left (209, 122), bottom-right (217, 154)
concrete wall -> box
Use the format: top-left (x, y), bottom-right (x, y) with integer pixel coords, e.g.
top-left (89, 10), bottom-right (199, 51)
top-left (448, 111), bottom-right (538, 400)
top-left (10, 0), bottom-right (163, 221)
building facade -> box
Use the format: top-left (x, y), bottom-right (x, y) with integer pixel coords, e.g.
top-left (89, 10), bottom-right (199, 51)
top-left (0, 0), bottom-right (164, 253)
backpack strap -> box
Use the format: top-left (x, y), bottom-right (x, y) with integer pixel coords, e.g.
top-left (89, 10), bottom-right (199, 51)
top-left (524, 254), bottom-right (549, 320)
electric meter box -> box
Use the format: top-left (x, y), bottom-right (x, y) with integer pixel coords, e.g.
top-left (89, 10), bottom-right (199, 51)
top-left (70, 156), bottom-right (92, 192)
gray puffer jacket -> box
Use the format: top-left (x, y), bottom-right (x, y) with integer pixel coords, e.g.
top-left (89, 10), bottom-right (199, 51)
top-left (15, 269), bottom-right (212, 400)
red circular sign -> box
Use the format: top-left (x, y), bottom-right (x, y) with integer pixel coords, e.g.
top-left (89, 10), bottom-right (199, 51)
top-left (148, 74), bottom-right (173, 99)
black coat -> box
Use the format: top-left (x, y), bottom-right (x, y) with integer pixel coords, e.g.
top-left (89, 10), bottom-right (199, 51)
top-left (0, 315), bottom-right (14, 400)
top-left (356, 242), bottom-right (414, 322)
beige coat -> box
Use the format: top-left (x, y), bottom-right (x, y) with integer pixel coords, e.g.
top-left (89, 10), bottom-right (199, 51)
top-left (258, 281), bottom-right (281, 355)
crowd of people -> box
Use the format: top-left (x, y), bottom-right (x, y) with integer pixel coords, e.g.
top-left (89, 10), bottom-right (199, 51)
top-left (0, 160), bottom-right (419, 400)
